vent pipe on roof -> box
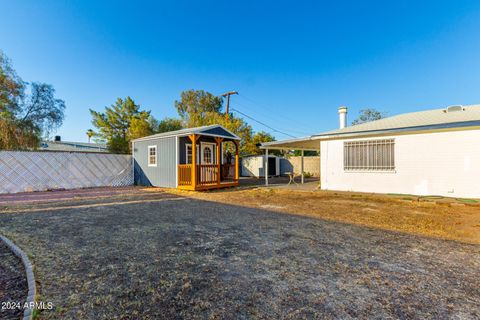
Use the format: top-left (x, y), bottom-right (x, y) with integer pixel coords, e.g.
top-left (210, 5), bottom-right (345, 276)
top-left (338, 106), bottom-right (348, 129)
top-left (445, 105), bottom-right (464, 113)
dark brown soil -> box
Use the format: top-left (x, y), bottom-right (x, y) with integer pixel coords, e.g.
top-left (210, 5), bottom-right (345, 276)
top-left (0, 241), bottom-right (28, 320)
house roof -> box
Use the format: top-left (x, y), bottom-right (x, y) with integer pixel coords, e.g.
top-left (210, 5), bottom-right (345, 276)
top-left (132, 124), bottom-right (241, 142)
top-left (39, 141), bottom-right (108, 153)
top-left (315, 104), bottom-right (480, 138)
top-left (261, 104), bottom-right (480, 150)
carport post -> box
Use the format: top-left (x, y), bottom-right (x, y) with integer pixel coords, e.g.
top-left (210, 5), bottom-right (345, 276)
top-left (301, 150), bottom-right (304, 184)
top-left (265, 148), bottom-right (269, 186)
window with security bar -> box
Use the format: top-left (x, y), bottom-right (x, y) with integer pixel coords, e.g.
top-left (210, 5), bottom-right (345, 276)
top-left (344, 139), bottom-right (395, 171)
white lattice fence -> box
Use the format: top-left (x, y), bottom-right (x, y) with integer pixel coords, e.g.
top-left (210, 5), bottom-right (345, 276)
top-left (0, 151), bottom-right (133, 194)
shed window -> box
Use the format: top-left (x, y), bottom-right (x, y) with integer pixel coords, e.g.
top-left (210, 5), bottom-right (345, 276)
top-left (344, 139), bottom-right (395, 171)
top-left (186, 144), bottom-right (192, 164)
top-left (203, 146), bottom-right (212, 164)
top-left (148, 146), bottom-right (157, 167)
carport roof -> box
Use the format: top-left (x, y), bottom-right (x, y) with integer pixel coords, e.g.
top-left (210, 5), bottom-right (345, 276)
top-left (132, 124), bottom-right (241, 142)
top-left (260, 136), bottom-right (320, 151)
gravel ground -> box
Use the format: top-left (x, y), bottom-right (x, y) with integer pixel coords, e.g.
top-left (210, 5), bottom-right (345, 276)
top-left (0, 241), bottom-right (28, 320)
top-left (0, 191), bottom-right (479, 319)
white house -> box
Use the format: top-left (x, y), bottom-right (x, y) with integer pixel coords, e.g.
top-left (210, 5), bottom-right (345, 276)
top-left (261, 104), bottom-right (480, 199)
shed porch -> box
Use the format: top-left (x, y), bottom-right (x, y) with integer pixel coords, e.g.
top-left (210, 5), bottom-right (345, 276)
top-left (177, 134), bottom-right (240, 191)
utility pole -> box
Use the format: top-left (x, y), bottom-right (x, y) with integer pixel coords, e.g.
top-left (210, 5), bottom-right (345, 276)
top-left (220, 91), bottom-right (238, 115)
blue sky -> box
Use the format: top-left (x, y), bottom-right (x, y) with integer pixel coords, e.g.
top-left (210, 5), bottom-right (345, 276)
top-left (2, 1), bottom-right (480, 141)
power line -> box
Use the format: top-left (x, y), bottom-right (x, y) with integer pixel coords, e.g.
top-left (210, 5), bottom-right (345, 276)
top-left (234, 103), bottom-right (313, 136)
top-left (230, 107), bottom-right (297, 139)
top-left (238, 94), bottom-right (316, 130)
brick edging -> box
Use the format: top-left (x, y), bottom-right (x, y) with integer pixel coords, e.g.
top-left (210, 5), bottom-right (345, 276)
top-left (0, 235), bottom-right (36, 320)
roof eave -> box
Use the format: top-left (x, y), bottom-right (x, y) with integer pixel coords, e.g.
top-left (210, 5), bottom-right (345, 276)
top-left (313, 120), bottom-right (480, 140)
top-left (132, 124), bottom-right (241, 142)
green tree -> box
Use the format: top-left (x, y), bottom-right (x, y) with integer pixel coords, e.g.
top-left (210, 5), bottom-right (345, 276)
top-left (157, 117), bottom-right (183, 133)
top-left (245, 131), bottom-right (276, 155)
top-left (0, 51), bottom-right (24, 119)
top-left (0, 118), bottom-right (39, 150)
top-left (352, 108), bottom-right (386, 125)
top-left (86, 129), bottom-right (95, 143)
top-left (0, 51), bottom-right (65, 150)
top-left (108, 136), bottom-right (130, 155)
top-left (173, 89), bottom-right (280, 155)
top-left (293, 150), bottom-right (318, 156)
top-left (210, 112), bottom-right (254, 155)
top-left (174, 89), bottom-right (223, 127)
top-left (21, 82), bottom-right (66, 137)
top-left (90, 97), bottom-right (154, 153)
top-left (128, 113), bottom-right (154, 141)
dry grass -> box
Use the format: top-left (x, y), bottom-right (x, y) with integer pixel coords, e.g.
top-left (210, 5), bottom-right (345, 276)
top-left (0, 187), bottom-right (479, 318)
top-left (164, 187), bottom-right (480, 244)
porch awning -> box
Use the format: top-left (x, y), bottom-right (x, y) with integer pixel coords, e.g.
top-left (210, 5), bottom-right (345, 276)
top-left (260, 136), bottom-right (320, 151)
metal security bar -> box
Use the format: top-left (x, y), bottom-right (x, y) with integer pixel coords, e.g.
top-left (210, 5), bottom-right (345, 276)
top-left (0, 151), bottom-right (133, 194)
top-left (344, 139), bottom-right (395, 171)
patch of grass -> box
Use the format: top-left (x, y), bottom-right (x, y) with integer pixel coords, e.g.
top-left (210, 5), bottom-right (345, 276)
top-left (456, 198), bottom-right (479, 204)
top-left (176, 188), bottom-right (480, 244)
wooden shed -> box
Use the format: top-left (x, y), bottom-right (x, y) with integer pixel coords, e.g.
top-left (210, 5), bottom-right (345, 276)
top-left (132, 125), bottom-right (241, 190)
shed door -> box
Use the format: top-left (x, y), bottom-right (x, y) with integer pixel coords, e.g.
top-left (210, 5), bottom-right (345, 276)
top-left (201, 143), bottom-right (215, 164)
top-left (268, 157), bottom-right (276, 176)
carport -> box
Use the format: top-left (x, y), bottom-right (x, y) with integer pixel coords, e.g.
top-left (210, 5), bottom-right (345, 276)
top-left (260, 136), bottom-right (320, 186)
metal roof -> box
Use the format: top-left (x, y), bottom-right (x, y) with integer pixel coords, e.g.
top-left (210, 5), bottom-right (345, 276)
top-left (260, 136), bottom-right (321, 150)
top-left (315, 104), bottom-right (480, 137)
top-left (132, 124), bottom-right (241, 142)
top-left (39, 141), bottom-right (108, 153)
top-left (261, 104), bottom-right (480, 150)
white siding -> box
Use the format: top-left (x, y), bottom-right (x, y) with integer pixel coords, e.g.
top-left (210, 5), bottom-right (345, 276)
top-left (320, 129), bottom-right (480, 198)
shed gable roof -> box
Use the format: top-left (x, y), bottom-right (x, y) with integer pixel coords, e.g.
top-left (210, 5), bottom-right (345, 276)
top-left (132, 124), bottom-right (240, 142)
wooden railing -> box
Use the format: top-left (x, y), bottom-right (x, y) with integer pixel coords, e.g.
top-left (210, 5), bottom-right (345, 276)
top-left (178, 164), bottom-right (192, 186)
top-left (197, 164), bottom-right (218, 186)
top-left (178, 164), bottom-right (238, 188)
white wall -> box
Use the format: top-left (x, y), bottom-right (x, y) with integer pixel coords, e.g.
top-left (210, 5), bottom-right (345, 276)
top-left (320, 129), bottom-right (480, 198)
top-left (241, 155), bottom-right (280, 177)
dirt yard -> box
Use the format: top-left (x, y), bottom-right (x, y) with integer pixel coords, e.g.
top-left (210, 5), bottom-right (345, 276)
top-left (0, 187), bottom-right (479, 319)
top-left (166, 187), bottom-right (480, 244)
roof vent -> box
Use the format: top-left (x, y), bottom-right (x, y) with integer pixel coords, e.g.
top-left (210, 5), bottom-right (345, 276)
top-left (445, 105), bottom-right (464, 113)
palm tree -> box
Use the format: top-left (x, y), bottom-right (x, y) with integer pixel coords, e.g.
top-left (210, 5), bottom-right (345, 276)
top-left (86, 129), bottom-right (95, 143)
